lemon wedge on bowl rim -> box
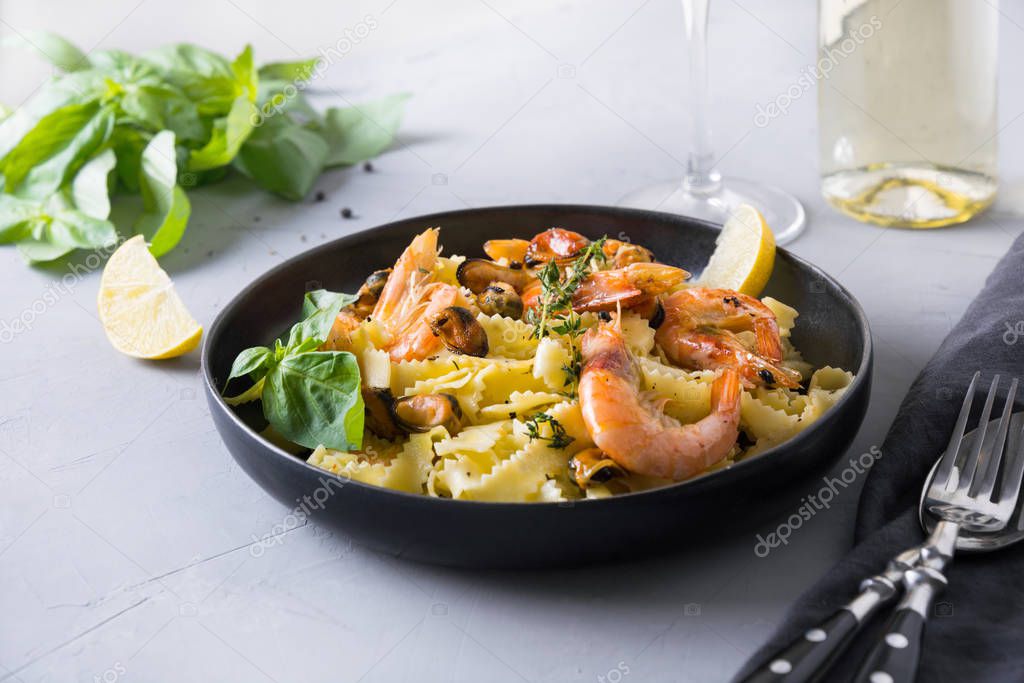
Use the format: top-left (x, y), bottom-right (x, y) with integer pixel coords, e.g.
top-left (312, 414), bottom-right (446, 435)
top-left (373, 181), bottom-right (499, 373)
top-left (98, 235), bottom-right (202, 359)
top-left (697, 203), bottom-right (776, 297)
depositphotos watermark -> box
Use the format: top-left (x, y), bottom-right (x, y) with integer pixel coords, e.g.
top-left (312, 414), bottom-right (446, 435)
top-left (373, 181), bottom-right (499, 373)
top-left (250, 15), bottom-right (379, 128)
top-left (1003, 321), bottom-right (1024, 345)
top-left (92, 662), bottom-right (126, 683)
top-left (754, 446), bottom-right (882, 557)
top-left (596, 661), bottom-right (630, 683)
top-left (249, 474), bottom-right (348, 557)
top-left (754, 15), bottom-right (882, 128)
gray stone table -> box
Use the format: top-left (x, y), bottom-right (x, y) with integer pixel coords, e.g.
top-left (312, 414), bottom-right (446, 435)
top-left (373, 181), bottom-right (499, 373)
top-left (2, 1), bottom-right (1023, 681)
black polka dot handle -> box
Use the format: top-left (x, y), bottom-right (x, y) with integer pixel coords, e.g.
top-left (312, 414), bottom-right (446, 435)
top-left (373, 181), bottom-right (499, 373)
top-left (740, 544), bottom-right (926, 683)
top-left (739, 576), bottom-right (899, 683)
top-left (852, 567), bottom-right (947, 683)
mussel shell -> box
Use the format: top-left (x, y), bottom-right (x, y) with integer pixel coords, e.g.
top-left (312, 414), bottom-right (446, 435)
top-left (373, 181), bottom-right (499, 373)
top-left (568, 448), bottom-right (626, 489)
top-left (456, 258), bottom-right (534, 294)
top-left (428, 306), bottom-right (489, 357)
top-left (362, 386), bottom-right (405, 440)
top-left (363, 269), bottom-right (391, 299)
top-left (477, 282), bottom-right (524, 319)
top-left (392, 393), bottom-right (464, 434)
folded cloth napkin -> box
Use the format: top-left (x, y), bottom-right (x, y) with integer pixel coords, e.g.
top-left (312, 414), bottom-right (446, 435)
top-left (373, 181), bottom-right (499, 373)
top-left (736, 233), bottom-right (1024, 683)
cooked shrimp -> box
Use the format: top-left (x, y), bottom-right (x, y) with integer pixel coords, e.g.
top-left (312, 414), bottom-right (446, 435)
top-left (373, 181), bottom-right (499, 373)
top-left (520, 263), bottom-right (688, 317)
top-left (579, 319), bottom-right (741, 481)
top-left (323, 309), bottom-right (362, 352)
top-left (571, 263), bottom-right (689, 312)
top-left (520, 279), bottom-right (543, 312)
top-left (525, 228), bottom-right (590, 267)
top-left (655, 288), bottom-right (801, 388)
top-left (373, 228), bottom-right (440, 328)
top-left (364, 228), bottom-right (472, 361)
top-left (385, 284), bottom-right (463, 361)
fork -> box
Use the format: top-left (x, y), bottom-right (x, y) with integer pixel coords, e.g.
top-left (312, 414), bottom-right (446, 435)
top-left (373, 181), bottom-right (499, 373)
top-left (851, 372), bottom-right (1023, 683)
top-left (743, 372), bottom-right (1024, 683)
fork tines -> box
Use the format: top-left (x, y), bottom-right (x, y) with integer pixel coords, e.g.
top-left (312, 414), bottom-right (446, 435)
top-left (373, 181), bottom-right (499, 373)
top-left (931, 373), bottom-right (1024, 528)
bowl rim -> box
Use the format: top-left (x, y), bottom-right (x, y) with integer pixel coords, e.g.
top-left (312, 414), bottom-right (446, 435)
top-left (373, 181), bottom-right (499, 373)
top-left (202, 203), bottom-right (873, 508)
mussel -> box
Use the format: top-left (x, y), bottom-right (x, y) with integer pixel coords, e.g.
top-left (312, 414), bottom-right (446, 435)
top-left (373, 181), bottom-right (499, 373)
top-left (352, 268), bottom-right (392, 316)
top-left (362, 387), bottom-right (464, 438)
top-left (605, 241), bottom-right (654, 268)
top-left (483, 238), bottom-right (529, 265)
top-left (568, 448), bottom-right (626, 489)
top-left (477, 282), bottom-right (524, 319)
top-left (362, 269), bottom-right (391, 299)
top-left (456, 258), bottom-right (534, 294)
top-left (392, 393), bottom-right (464, 434)
top-left (362, 387), bottom-right (405, 440)
top-left (428, 306), bottom-right (489, 356)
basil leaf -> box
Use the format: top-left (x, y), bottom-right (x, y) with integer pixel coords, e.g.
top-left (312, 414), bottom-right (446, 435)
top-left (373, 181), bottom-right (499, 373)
top-left (256, 79), bottom-right (322, 126)
top-left (302, 288), bottom-right (358, 319)
top-left (227, 345), bottom-right (273, 384)
top-left (142, 44), bottom-right (239, 116)
top-left (319, 93), bottom-right (409, 167)
top-left (224, 377), bottom-right (265, 406)
top-left (1, 101), bottom-right (114, 197)
top-left (49, 209), bottom-right (118, 248)
top-left (257, 59), bottom-right (319, 82)
top-left (136, 130), bottom-right (191, 257)
top-left (288, 288), bottom-right (357, 348)
top-left (119, 84), bottom-right (204, 142)
top-left (0, 195), bottom-right (44, 243)
top-left (16, 209), bottom-right (117, 264)
top-left (262, 351), bottom-right (364, 450)
top-left (71, 148), bottom-right (117, 219)
top-left (88, 49), bottom-right (146, 73)
top-left (2, 31), bottom-right (89, 72)
top-left (233, 117), bottom-right (328, 200)
top-left (187, 96), bottom-right (257, 171)
top-left (144, 43), bottom-right (232, 78)
top-left (17, 239), bottom-right (74, 264)
top-left (230, 45), bottom-right (258, 102)
top-left (111, 127), bottom-right (146, 192)
top-left (288, 337), bottom-right (322, 356)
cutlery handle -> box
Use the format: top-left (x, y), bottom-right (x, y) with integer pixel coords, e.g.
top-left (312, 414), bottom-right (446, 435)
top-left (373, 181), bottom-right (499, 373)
top-left (852, 567), bottom-right (947, 683)
top-left (739, 578), bottom-right (896, 683)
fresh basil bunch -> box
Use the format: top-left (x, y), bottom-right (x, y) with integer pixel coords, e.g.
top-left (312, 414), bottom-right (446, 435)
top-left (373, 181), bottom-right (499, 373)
top-left (225, 289), bottom-right (365, 451)
top-left (0, 32), bottom-right (407, 263)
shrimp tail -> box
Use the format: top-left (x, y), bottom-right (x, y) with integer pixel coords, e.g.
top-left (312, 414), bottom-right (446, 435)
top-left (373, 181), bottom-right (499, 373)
top-left (710, 368), bottom-right (741, 414)
top-left (621, 262), bottom-right (690, 290)
top-left (754, 318), bottom-right (784, 362)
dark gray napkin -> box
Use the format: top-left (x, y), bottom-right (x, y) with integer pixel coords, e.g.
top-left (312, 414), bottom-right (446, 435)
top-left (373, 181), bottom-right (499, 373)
top-left (736, 232), bottom-right (1024, 683)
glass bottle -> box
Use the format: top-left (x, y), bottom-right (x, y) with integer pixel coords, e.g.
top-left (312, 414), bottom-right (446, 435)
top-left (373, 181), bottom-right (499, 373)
top-left (818, 0), bottom-right (998, 228)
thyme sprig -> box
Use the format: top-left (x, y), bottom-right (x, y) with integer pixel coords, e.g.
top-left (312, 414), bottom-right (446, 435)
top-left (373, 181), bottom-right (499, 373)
top-left (524, 412), bottom-right (575, 449)
top-left (526, 236), bottom-right (607, 340)
top-left (523, 236), bottom-right (608, 397)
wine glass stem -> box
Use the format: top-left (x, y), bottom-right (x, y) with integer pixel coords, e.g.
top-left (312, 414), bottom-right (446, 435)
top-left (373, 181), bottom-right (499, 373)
top-left (682, 0), bottom-right (721, 196)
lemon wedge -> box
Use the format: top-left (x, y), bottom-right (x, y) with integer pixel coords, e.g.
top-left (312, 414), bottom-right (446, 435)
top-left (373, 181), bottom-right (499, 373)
top-left (98, 235), bottom-right (202, 359)
top-left (698, 204), bottom-right (776, 296)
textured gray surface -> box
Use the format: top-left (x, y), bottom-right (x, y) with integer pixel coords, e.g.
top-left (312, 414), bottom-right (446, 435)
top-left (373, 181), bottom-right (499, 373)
top-left (1, 1), bottom-right (1023, 681)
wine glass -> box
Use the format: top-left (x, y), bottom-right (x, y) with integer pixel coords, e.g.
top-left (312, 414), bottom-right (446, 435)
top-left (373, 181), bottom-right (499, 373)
top-left (619, 0), bottom-right (806, 245)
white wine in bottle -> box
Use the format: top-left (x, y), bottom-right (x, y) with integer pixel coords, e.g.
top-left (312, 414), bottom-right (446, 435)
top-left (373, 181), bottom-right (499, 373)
top-left (818, 0), bottom-right (998, 228)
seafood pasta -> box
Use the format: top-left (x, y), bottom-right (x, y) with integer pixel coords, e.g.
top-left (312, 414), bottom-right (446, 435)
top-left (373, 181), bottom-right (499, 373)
top-left (236, 227), bottom-right (853, 502)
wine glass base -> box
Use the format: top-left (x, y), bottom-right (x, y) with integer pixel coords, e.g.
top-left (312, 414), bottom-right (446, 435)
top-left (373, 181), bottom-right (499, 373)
top-left (618, 177), bottom-right (806, 245)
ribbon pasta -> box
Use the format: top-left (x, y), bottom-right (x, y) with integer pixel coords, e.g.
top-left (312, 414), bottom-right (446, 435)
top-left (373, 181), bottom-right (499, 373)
top-left (309, 296), bottom-right (853, 501)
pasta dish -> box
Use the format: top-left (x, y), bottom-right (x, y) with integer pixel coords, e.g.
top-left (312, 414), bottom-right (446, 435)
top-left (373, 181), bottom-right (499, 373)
top-left (227, 227), bottom-right (853, 502)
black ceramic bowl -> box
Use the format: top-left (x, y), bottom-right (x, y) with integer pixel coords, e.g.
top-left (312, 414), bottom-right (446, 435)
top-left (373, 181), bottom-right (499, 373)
top-left (203, 205), bottom-right (872, 568)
